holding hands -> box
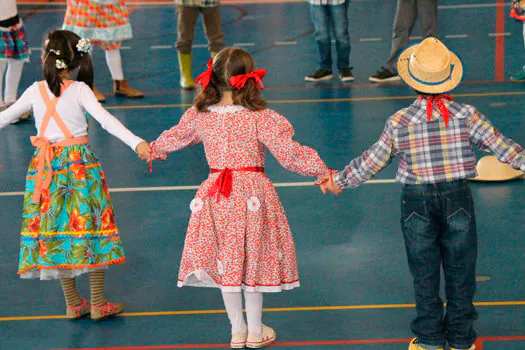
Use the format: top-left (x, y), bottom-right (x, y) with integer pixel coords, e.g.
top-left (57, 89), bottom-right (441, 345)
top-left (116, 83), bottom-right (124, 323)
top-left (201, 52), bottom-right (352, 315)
top-left (136, 141), bottom-right (151, 161)
top-left (319, 171), bottom-right (342, 195)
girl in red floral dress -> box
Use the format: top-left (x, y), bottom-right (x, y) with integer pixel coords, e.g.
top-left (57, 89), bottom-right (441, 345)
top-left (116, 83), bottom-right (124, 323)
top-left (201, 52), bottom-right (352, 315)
top-left (149, 48), bottom-right (333, 348)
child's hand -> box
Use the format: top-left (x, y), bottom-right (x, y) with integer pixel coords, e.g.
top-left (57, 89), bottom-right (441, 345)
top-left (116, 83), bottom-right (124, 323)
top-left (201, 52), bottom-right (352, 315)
top-left (136, 141), bottom-right (151, 161)
top-left (319, 174), bottom-right (342, 195)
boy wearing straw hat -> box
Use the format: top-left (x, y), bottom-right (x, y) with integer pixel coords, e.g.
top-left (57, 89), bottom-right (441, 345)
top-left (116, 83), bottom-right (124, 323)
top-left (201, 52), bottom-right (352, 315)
top-left (320, 38), bottom-right (525, 350)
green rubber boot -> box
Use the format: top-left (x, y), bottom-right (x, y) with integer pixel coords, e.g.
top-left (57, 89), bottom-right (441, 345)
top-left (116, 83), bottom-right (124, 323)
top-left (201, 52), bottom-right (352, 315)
top-left (178, 53), bottom-right (196, 90)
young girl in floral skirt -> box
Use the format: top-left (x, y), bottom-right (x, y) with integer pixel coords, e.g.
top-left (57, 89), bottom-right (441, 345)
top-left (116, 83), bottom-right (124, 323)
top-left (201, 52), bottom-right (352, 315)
top-left (149, 48), bottom-right (334, 348)
top-left (0, 30), bottom-right (149, 320)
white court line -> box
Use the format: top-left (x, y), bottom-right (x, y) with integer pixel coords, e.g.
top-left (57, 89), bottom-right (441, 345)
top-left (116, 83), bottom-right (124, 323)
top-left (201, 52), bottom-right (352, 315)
top-left (234, 43), bottom-right (255, 47)
top-left (0, 179), bottom-right (397, 197)
top-left (409, 36), bottom-right (423, 40)
top-left (121, 46), bottom-right (132, 50)
top-left (439, 3), bottom-right (508, 9)
top-left (445, 34), bottom-right (469, 39)
top-left (29, 47), bottom-right (42, 51)
top-left (150, 45), bottom-right (172, 50)
top-left (490, 102), bottom-right (508, 107)
top-left (360, 38), bottom-right (382, 42)
top-left (275, 41), bottom-right (297, 46)
top-left (193, 44), bottom-right (209, 48)
top-left (489, 32), bottom-right (511, 37)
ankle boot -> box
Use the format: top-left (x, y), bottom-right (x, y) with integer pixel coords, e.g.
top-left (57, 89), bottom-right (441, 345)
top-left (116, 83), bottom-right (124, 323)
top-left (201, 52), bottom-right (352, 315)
top-left (113, 79), bottom-right (144, 98)
top-left (178, 52), bottom-right (196, 90)
top-left (92, 84), bottom-right (106, 103)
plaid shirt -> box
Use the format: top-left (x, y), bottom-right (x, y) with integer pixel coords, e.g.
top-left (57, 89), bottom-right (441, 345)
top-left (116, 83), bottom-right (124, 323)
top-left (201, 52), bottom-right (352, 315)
top-left (174, 0), bottom-right (219, 7)
top-left (334, 97), bottom-right (525, 189)
top-left (307, 0), bottom-right (348, 5)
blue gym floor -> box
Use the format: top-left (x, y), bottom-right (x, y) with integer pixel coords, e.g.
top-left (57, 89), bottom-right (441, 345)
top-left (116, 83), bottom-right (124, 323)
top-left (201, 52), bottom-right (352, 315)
top-left (0, 0), bottom-right (524, 349)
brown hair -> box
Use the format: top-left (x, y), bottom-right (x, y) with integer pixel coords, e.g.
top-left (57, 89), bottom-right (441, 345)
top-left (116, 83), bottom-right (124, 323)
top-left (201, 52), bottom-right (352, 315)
top-left (42, 30), bottom-right (94, 98)
top-left (414, 89), bottom-right (442, 98)
top-left (194, 48), bottom-right (267, 112)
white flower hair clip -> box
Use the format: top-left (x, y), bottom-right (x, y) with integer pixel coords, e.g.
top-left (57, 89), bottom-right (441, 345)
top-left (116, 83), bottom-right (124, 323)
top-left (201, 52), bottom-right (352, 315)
top-left (56, 59), bottom-right (68, 70)
top-left (49, 49), bottom-right (60, 55)
top-left (76, 38), bottom-right (92, 54)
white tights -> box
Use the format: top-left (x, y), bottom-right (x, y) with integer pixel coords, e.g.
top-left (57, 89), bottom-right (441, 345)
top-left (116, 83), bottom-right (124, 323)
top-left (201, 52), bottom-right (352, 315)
top-left (0, 59), bottom-right (24, 105)
top-left (105, 49), bottom-right (124, 81)
top-left (221, 290), bottom-right (263, 335)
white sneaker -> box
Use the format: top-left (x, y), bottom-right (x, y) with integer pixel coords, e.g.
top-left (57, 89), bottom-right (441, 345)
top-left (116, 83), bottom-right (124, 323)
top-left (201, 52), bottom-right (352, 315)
top-left (230, 331), bottom-right (248, 349)
top-left (246, 324), bottom-right (276, 348)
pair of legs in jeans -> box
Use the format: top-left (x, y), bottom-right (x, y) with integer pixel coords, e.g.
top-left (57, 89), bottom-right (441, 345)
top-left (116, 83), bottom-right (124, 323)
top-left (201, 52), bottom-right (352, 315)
top-left (401, 180), bottom-right (477, 350)
top-left (308, 2), bottom-right (351, 77)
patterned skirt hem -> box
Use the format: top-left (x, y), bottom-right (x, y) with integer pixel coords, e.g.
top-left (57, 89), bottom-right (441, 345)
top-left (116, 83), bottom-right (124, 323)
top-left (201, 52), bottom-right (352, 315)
top-left (20, 265), bottom-right (108, 280)
top-left (0, 55), bottom-right (29, 62)
top-left (177, 270), bottom-right (300, 293)
top-left (18, 256), bottom-right (125, 277)
top-left (61, 24), bottom-right (132, 42)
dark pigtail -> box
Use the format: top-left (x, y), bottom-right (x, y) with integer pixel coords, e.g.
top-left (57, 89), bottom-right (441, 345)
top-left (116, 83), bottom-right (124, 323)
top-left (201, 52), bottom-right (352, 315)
top-left (77, 52), bottom-right (94, 90)
top-left (43, 52), bottom-right (64, 98)
top-left (42, 30), bottom-right (94, 96)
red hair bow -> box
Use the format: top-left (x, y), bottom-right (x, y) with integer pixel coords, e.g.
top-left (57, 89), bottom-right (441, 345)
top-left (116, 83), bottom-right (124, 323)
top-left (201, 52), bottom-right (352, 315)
top-left (425, 94), bottom-right (454, 127)
top-left (195, 58), bottom-right (214, 91)
top-left (229, 69), bottom-right (266, 90)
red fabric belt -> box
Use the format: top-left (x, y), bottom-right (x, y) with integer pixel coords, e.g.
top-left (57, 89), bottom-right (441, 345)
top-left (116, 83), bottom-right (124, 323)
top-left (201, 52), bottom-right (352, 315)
top-left (208, 167), bottom-right (265, 199)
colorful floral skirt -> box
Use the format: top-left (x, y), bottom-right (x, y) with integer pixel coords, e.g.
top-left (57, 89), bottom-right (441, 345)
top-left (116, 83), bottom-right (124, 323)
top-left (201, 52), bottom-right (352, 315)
top-left (0, 19), bottom-right (29, 61)
top-left (18, 144), bottom-right (125, 280)
top-left (62, 0), bottom-right (132, 44)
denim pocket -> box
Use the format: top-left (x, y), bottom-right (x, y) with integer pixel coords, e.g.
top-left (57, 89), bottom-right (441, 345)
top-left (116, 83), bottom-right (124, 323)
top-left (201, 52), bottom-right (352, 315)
top-left (401, 199), bottom-right (432, 244)
top-left (446, 196), bottom-right (473, 221)
top-left (402, 199), bottom-right (430, 223)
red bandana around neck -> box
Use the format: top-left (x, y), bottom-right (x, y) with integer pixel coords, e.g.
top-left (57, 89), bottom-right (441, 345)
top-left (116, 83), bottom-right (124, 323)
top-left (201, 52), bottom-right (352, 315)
top-left (424, 94), bottom-right (454, 127)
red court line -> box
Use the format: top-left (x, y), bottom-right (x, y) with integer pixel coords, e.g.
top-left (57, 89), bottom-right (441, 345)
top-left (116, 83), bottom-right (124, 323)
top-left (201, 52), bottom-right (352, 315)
top-left (495, 0), bottom-right (506, 81)
top-left (52, 336), bottom-right (525, 350)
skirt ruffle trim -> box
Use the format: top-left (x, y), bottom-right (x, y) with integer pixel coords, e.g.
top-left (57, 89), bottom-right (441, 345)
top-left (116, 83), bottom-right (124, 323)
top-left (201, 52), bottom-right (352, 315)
top-left (18, 256), bottom-right (125, 280)
top-left (61, 24), bottom-right (132, 42)
top-left (177, 269), bottom-right (300, 293)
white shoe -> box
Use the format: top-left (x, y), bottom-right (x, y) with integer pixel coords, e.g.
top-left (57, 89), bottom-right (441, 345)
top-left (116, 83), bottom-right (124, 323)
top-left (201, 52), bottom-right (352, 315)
top-left (246, 324), bottom-right (276, 348)
top-left (230, 331), bottom-right (248, 349)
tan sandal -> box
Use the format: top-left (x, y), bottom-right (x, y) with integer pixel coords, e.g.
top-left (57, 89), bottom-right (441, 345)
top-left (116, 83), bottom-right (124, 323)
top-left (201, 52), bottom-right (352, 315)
top-left (91, 301), bottom-right (124, 321)
top-left (66, 298), bottom-right (90, 320)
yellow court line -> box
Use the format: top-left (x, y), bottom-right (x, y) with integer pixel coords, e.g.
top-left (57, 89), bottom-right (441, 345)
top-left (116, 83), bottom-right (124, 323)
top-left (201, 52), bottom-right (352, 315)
top-left (1, 301), bottom-right (524, 322)
top-left (102, 91), bottom-right (525, 111)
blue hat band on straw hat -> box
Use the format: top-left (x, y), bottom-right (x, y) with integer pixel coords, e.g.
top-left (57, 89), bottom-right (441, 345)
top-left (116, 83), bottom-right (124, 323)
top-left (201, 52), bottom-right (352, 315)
top-left (408, 63), bottom-right (455, 86)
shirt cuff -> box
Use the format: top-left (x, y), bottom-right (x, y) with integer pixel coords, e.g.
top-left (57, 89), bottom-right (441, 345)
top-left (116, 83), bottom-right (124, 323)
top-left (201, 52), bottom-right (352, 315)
top-left (129, 137), bottom-right (145, 152)
top-left (334, 171), bottom-right (348, 189)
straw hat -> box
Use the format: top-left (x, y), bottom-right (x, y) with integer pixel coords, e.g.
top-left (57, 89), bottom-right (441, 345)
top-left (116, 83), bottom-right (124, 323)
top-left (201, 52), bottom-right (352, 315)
top-left (469, 155), bottom-right (525, 181)
top-left (397, 38), bottom-right (463, 94)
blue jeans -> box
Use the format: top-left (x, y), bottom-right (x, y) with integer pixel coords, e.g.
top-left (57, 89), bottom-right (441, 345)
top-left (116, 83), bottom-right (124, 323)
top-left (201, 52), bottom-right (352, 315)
top-left (309, 3), bottom-right (351, 70)
top-left (400, 180), bottom-right (478, 349)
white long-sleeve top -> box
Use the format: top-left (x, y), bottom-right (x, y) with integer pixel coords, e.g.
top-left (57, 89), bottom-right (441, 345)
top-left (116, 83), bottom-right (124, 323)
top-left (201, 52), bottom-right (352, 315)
top-left (0, 81), bottom-right (144, 151)
top-left (0, 1), bottom-right (18, 21)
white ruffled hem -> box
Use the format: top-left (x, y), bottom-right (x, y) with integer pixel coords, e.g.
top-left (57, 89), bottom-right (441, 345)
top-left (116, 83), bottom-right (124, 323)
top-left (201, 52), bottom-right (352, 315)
top-left (177, 269), bottom-right (300, 293)
top-left (20, 266), bottom-right (108, 280)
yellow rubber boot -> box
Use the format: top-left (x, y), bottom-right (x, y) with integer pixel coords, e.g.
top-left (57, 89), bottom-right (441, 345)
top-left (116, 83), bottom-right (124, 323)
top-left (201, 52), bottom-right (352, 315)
top-left (178, 53), bottom-right (196, 90)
